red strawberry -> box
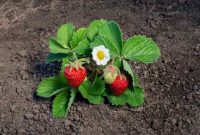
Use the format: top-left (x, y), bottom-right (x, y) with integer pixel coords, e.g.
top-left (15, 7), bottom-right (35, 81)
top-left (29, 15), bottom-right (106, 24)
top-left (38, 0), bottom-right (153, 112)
top-left (109, 75), bottom-right (128, 96)
top-left (64, 66), bottom-right (87, 88)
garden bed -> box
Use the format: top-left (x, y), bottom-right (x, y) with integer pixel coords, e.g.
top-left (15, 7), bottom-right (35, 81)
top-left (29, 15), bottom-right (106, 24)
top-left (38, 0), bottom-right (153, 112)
top-left (0, 0), bottom-right (199, 134)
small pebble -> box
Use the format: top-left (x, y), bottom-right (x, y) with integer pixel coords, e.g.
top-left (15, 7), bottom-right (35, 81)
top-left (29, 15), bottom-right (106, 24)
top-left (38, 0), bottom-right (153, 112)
top-left (37, 125), bottom-right (45, 132)
top-left (186, 118), bottom-right (191, 124)
top-left (16, 88), bottom-right (21, 95)
top-left (193, 85), bottom-right (198, 90)
top-left (167, 5), bottom-right (172, 10)
top-left (171, 118), bottom-right (177, 125)
top-left (74, 114), bottom-right (80, 121)
top-left (135, 66), bottom-right (141, 70)
top-left (40, 113), bottom-right (47, 120)
top-left (178, 120), bottom-right (183, 128)
top-left (17, 129), bottom-right (26, 134)
top-left (0, 62), bottom-right (5, 72)
top-left (41, 44), bottom-right (47, 48)
top-left (42, 104), bottom-right (48, 110)
top-left (33, 109), bottom-right (39, 114)
top-left (65, 119), bottom-right (72, 126)
top-left (24, 113), bottom-right (34, 119)
top-left (152, 119), bottom-right (161, 130)
top-left (79, 126), bottom-right (84, 132)
top-left (195, 44), bottom-right (200, 51)
top-left (77, 107), bottom-right (82, 112)
top-left (0, 86), bottom-right (3, 96)
top-left (10, 105), bottom-right (16, 112)
top-left (18, 50), bottom-right (27, 57)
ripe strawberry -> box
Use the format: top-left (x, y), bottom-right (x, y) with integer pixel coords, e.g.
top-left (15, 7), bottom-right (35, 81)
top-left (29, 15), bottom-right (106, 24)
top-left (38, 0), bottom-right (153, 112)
top-left (64, 66), bottom-right (87, 88)
top-left (109, 75), bottom-right (128, 96)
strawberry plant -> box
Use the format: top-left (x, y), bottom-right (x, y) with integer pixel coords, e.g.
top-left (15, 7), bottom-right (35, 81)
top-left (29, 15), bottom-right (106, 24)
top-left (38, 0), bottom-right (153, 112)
top-left (36, 19), bottom-right (161, 117)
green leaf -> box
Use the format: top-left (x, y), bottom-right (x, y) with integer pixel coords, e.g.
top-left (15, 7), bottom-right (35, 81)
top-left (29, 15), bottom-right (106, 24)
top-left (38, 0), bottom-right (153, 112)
top-left (52, 90), bottom-right (69, 117)
top-left (37, 76), bottom-right (68, 98)
top-left (49, 37), bottom-right (71, 54)
top-left (57, 23), bottom-right (75, 48)
top-left (123, 40), bottom-right (126, 46)
top-left (106, 90), bottom-right (128, 106)
top-left (70, 27), bottom-right (88, 48)
top-left (79, 79), bottom-right (104, 104)
top-left (98, 21), bottom-right (123, 55)
top-left (122, 35), bottom-right (160, 64)
top-left (59, 58), bottom-right (70, 83)
top-left (73, 38), bottom-right (91, 55)
top-left (90, 36), bottom-right (120, 58)
top-left (88, 76), bottom-right (105, 95)
top-left (67, 88), bottom-right (78, 112)
top-left (104, 87), bottom-right (144, 107)
top-left (126, 87), bottom-right (144, 107)
top-left (109, 96), bottom-right (127, 106)
top-left (123, 60), bottom-right (139, 86)
top-left (45, 53), bottom-right (68, 63)
top-left (87, 19), bottom-right (107, 41)
top-left (52, 88), bottom-right (78, 118)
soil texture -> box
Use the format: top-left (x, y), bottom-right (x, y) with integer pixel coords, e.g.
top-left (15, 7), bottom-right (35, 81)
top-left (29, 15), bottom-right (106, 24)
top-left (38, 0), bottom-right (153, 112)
top-left (0, 0), bottom-right (200, 134)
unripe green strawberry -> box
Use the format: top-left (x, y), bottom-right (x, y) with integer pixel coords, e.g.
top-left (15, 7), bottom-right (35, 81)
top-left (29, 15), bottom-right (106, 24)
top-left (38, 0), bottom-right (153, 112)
top-left (109, 75), bottom-right (128, 96)
top-left (103, 65), bottom-right (118, 84)
top-left (104, 72), bottom-right (117, 84)
top-left (64, 66), bottom-right (86, 88)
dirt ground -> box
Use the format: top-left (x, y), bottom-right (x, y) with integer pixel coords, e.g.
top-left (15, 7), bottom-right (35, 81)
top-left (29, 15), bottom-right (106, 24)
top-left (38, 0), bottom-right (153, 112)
top-left (0, 0), bottom-right (200, 134)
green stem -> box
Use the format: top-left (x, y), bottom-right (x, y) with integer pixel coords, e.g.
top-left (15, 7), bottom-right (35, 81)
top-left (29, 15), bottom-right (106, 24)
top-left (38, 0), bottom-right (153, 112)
top-left (90, 70), bottom-right (98, 82)
top-left (73, 52), bottom-right (78, 60)
top-left (111, 58), bottom-right (115, 65)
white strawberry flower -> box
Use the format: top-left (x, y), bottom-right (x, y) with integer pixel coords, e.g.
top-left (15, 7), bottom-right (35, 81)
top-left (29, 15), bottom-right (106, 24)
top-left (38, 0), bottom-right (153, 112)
top-left (92, 45), bottom-right (110, 66)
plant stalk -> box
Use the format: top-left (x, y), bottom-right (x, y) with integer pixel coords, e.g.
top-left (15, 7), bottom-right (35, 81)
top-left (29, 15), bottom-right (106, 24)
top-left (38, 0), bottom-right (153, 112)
top-left (73, 52), bottom-right (78, 60)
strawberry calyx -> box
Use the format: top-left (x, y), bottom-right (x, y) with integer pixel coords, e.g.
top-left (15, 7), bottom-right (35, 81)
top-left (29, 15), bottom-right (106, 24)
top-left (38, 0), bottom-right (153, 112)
top-left (67, 58), bottom-right (90, 71)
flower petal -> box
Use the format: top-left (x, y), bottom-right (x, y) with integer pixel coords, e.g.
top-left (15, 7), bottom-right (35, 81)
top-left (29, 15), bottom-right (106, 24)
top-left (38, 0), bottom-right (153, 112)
top-left (92, 45), bottom-right (110, 66)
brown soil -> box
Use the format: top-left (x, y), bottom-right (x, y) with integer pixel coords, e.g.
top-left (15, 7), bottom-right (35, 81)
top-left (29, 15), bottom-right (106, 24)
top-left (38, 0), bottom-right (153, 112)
top-left (0, 0), bottom-right (200, 135)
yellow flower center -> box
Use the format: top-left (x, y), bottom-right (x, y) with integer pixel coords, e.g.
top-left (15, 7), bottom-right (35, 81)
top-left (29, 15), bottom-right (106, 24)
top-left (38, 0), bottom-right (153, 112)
top-left (97, 50), bottom-right (105, 60)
